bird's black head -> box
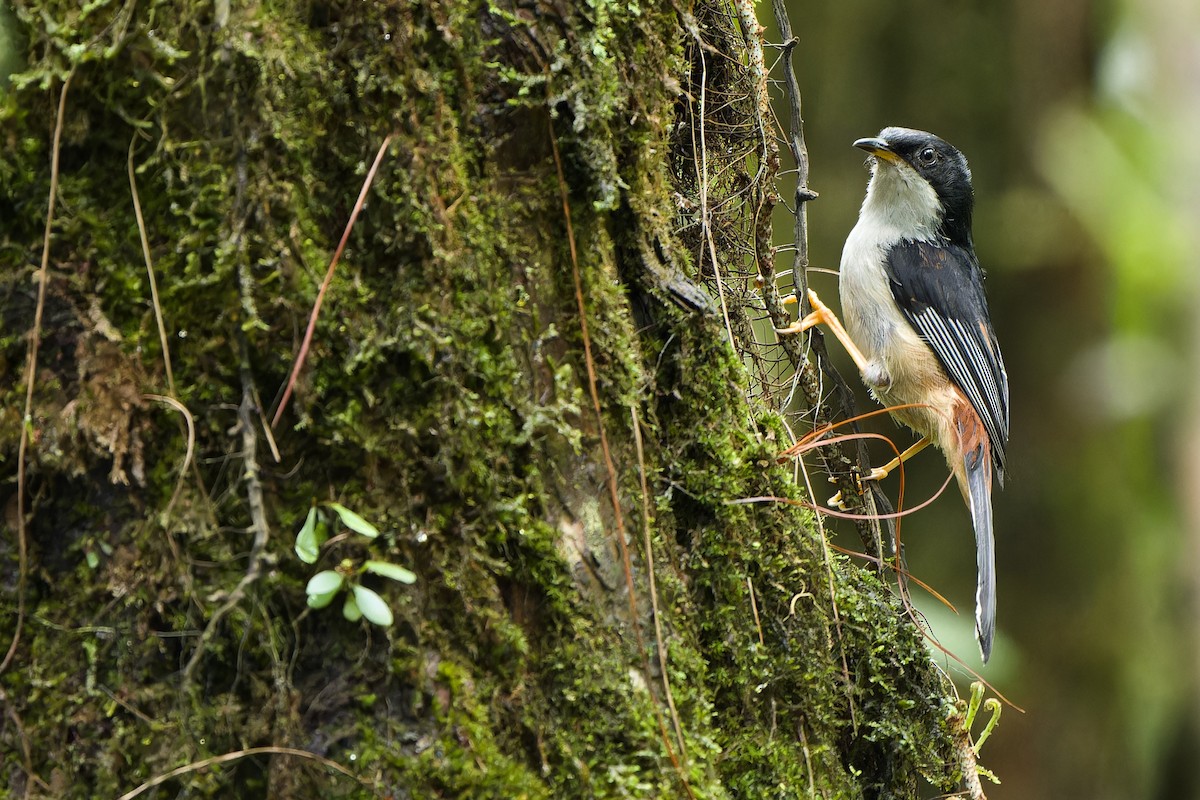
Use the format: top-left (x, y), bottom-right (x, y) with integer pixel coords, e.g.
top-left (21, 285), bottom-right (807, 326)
top-left (854, 127), bottom-right (975, 245)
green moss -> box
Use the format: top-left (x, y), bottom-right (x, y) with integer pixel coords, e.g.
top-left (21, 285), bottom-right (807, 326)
top-left (0, 1), bottom-right (961, 797)
top-left (379, 658), bottom-right (551, 799)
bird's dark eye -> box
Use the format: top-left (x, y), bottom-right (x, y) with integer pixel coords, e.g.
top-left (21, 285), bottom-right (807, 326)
top-left (917, 147), bottom-right (938, 166)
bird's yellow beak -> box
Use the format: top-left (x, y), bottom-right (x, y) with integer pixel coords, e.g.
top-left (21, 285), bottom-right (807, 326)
top-left (853, 137), bottom-right (902, 165)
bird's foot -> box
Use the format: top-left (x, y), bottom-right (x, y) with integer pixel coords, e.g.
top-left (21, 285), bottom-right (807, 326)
top-left (776, 289), bottom-right (872, 373)
top-left (776, 289), bottom-right (842, 334)
top-left (776, 288), bottom-right (832, 335)
top-left (826, 466), bottom-right (889, 510)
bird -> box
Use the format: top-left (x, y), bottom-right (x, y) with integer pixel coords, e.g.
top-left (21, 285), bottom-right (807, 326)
top-left (781, 127), bottom-right (1010, 662)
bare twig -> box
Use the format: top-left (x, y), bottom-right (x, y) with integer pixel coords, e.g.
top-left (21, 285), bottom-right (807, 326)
top-left (770, 0), bottom-right (817, 281)
top-left (732, 0), bottom-right (773, 150)
top-left (947, 717), bottom-right (988, 800)
top-left (631, 405), bottom-right (689, 766)
top-left (797, 722), bottom-right (816, 796)
top-left (3, 72), bottom-right (73, 678)
top-left (766, 0), bottom-right (885, 558)
top-left (183, 356), bottom-right (271, 682)
top-left (0, 686), bottom-right (49, 795)
top-left (116, 746), bottom-right (369, 800)
top-left (687, 28), bottom-right (738, 351)
top-left (746, 576), bottom-right (764, 647)
top-left (129, 135), bottom-right (176, 395)
top-left (142, 393), bottom-right (196, 561)
top-left (728, 470), bottom-right (953, 523)
top-left (271, 134), bottom-right (393, 428)
top-left (143, 394), bottom-right (196, 523)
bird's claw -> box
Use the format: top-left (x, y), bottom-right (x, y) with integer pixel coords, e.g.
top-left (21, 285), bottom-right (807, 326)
top-left (775, 289), bottom-right (831, 335)
top-left (827, 466), bottom-right (888, 509)
top-left (826, 491), bottom-right (851, 511)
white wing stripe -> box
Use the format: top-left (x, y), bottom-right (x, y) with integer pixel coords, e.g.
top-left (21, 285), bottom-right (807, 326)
top-left (911, 309), bottom-right (1008, 472)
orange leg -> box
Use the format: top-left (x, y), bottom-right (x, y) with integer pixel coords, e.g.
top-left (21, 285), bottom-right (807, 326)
top-left (828, 437), bottom-right (932, 509)
top-left (779, 289), bottom-right (930, 507)
top-left (777, 289), bottom-right (870, 373)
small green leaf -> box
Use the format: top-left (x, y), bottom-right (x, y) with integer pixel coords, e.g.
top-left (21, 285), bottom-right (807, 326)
top-left (295, 506), bottom-right (323, 564)
top-left (306, 570), bottom-right (344, 596)
top-left (307, 589), bottom-right (339, 609)
top-left (343, 592), bottom-right (363, 622)
top-left (364, 560), bottom-right (417, 584)
top-left (85, 551), bottom-right (100, 570)
top-left (352, 585), bottom-right (394, 626)
top-left (327, 503), bottom-right (379, 538)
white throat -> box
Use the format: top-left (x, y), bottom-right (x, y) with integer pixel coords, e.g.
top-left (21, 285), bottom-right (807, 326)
top-left (838, 157), bottom-right (946, 390)
top-left (858, 161), bottom-right (942, 244)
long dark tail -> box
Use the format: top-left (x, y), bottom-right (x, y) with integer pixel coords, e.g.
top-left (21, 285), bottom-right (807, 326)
top-left (965, 449), bottom-right (996, 663)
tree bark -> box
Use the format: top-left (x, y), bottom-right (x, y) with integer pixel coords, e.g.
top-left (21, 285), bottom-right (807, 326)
top-left (1, 2), bottom-right (965, 797)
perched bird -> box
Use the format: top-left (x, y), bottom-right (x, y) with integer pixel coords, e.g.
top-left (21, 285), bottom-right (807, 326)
top-left (784, 127), bottom-right (1010, 662)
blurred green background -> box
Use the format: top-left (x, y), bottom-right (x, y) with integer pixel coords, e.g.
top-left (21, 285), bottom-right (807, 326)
top-left (775, 0), bottom-right (1200, 796)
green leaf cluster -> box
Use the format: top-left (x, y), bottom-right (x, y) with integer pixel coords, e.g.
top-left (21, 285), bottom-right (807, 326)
top-left (295, 503), bottom-right (416, 627)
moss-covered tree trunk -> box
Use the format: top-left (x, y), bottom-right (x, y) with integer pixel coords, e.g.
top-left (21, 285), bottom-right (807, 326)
top-left (1, 2), bottom-right (967, 797)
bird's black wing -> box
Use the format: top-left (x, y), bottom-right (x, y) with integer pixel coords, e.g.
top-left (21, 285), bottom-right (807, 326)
top-left (884, 239), bottom-right (1009, 478)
